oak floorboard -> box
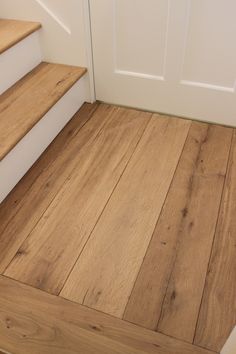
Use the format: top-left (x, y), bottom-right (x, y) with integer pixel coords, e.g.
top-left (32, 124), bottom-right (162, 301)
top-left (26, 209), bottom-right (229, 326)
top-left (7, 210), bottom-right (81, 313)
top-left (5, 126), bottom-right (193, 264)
top-left (124, 123), bottom-right (232, 337)
top-left (60, 115), bottom-right (191, 318)
top-left (194, 130), bottom-right (236, 352)
top-left (0, 102), bottom-right (97, 239)
top-left (5, 107), bottom-right (151, 294)
top-left (0, 103), bottom-right (113, 272)
top-left (156, 123), bottom-right (232, 342)
top-left (0, 275), bottom-right (214, 354)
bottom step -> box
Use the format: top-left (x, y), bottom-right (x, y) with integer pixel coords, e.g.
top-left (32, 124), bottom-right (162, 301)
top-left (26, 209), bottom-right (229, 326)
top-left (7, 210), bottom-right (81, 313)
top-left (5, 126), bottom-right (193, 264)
top-left (0, 73), bottom-right (88, 203)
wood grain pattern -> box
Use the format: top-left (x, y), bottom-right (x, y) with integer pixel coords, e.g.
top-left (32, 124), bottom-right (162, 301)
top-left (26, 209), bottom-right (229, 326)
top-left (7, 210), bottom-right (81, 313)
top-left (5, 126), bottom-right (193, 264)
top-left (194, 130), bottom-right (236, 352)
top-left (156, 123), bottom-right (232, 342)
top-left (0, 62), bottom-right (86, 160)
top-left (124, 123), bottom-right (232, 336)
top-left (0, 103), bottom-right (234, 352)
top-left (60, 115), bottom-right (191, 318)
top-left (0, 102), bottom-right (97, 238)
top-left (0, 19), bottom-right (41, 54)
top-left (0, 103), bottom-right (110, 273)
top-left (5, 106), bottom-right (151, 294)
top-left (0, 275), bottom-right (213, 354)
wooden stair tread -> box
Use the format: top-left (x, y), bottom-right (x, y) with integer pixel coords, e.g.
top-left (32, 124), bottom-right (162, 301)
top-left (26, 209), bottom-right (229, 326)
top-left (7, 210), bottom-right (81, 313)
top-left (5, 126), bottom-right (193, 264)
top-left (0, 19), bottom-right (41, 54)
top-left (0, 275), bottom-right (214, 354)
top-left (0, 62), bottom-right (87, 161)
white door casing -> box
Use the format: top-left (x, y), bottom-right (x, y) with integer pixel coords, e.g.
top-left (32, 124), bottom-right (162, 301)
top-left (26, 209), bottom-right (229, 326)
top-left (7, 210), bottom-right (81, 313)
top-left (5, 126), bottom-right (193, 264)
top-left (90, 0), bottom-right (236, 125)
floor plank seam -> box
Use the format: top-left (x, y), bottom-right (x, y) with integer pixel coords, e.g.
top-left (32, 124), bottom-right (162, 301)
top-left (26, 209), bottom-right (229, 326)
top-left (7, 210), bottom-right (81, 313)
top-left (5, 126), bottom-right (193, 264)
top-left (154, 122), bottom-right (197, 331)
top-left (0, 273), bottom-right (218, 353)
top-left (122, 119), bottom-right (192, 320)
top-left (155, 123), bottom-right (211, 333)
top-left (58, 112), bottom-right (152, 297)
top-left (192, 127), bottom-right (234, 347)
top-left (1, 105), bottom-right (234, 353)
top-left (1, 273), bottom-right (163, 334)
top-left (0, 103), bottom-right (99, 238)
top-left (1, 104), bottom-right (100, 274)
top-left (155, 329), bottom-right (219, 354)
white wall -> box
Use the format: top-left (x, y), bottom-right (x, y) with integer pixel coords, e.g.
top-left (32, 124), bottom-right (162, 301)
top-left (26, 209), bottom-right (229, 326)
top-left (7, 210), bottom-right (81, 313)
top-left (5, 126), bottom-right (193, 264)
top-left (0, 0), bottom-right (88, 67)
top-left (221, 327), bottom-right (236, 354)
top-left (0, 0), bottom-right (95, 100)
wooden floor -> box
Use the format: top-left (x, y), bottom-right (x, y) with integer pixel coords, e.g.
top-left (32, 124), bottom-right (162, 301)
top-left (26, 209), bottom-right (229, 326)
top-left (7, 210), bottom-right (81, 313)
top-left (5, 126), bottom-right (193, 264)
top-left (0, 103), bottom-right (235, 354)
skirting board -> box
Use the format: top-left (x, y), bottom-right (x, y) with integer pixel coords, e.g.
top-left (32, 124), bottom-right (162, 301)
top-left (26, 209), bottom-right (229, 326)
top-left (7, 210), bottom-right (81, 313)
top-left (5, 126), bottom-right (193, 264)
top-left (221, 327), bottom-right (236, 354)
top-left (0, 73), bottom-right (89, 203)
top-left (0, 31), bottom-right (42, 95)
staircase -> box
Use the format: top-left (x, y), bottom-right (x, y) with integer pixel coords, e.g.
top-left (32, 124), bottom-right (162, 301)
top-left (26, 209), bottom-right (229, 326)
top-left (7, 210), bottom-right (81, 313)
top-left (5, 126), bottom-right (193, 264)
top-left (0, 19), bottom-right (87, 203)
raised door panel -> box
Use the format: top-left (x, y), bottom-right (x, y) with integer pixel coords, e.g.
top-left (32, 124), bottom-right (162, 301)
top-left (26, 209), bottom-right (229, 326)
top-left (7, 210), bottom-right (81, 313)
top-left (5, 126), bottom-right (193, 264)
top-left (181, 0), bottom-right (236, 91)
top-left (90, 0), bottom-right (236, 125)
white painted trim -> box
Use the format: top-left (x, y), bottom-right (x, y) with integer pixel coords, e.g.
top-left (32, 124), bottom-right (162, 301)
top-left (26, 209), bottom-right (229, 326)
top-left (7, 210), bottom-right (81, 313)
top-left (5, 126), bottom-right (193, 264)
top-left (0, 75), bottom-right (88, 204)
top-left (221, 327), bottom-right (236, 354)
top-left (83, 0), bottom-right (96, 102)
top-left (0, 31), bottom-right (42, 95)
top-left (115, 69), bottom-right (165, 81)
top-left (35, 0), bottom-right (71, 35)
top-left (180, 79), bottom-right (235, 93)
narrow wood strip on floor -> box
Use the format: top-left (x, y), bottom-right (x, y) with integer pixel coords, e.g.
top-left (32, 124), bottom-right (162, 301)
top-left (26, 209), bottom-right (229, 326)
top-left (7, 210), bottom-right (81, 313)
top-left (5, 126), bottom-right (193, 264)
top-left (194, 130), bottom-right (236, 352)
top-left (60, 115), bottom-right (191, 318)
top-left (4, 106), bottom-right (151, 294)
top-left (0, 275), bottom-right (214, 354)
top-left (0, 103), bottom-right (97, 239)
top-left (124, 122), bottom-right (232, 343)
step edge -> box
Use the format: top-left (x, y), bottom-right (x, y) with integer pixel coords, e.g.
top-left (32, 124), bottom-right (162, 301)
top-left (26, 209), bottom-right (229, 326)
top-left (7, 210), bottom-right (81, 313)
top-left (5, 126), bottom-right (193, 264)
top-left (0, 19), bottom-right (42, 54)
top-left (0, 76), bottom-right (87, 203)
top-left (0, 65), bottom-right (87, 161)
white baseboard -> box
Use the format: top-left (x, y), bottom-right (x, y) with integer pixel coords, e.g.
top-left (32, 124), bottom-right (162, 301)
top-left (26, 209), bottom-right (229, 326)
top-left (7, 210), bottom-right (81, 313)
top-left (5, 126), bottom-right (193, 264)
top-left (0, 31), bottom-right (42, 95)
top-left (0, 74), bottom-right (88, 203)
top-left (221, 327), bottom-right (236, 354)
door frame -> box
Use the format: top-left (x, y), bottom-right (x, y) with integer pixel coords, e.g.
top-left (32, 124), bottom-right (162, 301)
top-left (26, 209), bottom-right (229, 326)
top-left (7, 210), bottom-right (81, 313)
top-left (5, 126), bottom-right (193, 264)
top-left (83, 0), bottom-right (96, 102)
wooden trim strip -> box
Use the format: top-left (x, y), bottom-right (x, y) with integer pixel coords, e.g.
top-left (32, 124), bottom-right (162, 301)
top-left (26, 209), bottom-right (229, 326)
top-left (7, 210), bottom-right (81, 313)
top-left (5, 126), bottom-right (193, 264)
top-left (0, 275), bottom-right (215, 354)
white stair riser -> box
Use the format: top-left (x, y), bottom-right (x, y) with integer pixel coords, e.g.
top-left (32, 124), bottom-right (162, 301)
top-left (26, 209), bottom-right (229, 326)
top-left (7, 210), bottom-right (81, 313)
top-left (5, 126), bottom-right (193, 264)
top-left (0, 31), bottom-right (42, 95)
top-left (0, 74), bottom-right (88, 203)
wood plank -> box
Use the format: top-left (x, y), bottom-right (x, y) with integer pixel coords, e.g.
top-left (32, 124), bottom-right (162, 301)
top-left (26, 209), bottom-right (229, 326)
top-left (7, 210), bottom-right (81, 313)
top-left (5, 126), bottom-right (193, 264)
top-left (124, 123), bottom-right (232, 333)
top-left (0, 102), bottom-right (97, 238)
top-left (5, 107), bottom-right (151, 294)
top-left (0, 103), bottom-right (114, 273)
top-left (155, 123), bottom-right (232, 342)
top-left (0, 19), bottom-right (41, 54)
top-left (0, 62), bottom-right (86, 160)
top-left (194, 130), bottom-right (236, 352)
top-left (61, 115), bottom-right (191, 318)
top-left (0, 275), bottom-right (214, 354)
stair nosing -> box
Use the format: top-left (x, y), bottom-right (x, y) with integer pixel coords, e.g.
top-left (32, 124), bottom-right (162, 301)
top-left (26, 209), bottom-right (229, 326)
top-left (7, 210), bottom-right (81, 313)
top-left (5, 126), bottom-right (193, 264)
top-left (0, 62), bottom-right (87, 161)
top-left (0, 19), bottom-right (42, 54)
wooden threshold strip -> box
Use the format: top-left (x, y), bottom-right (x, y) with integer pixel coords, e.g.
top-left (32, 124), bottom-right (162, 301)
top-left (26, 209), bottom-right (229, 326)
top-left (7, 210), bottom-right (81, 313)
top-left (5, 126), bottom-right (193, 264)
top-left (0, 275), bottom-right (215, 354)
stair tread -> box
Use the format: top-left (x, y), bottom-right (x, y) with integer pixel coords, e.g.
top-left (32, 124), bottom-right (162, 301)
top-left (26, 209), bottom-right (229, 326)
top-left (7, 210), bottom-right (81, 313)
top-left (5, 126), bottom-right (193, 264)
top-left (0, 19), bottom-right (41, 54)
top-left (0, 62), bottom-right (87, 161)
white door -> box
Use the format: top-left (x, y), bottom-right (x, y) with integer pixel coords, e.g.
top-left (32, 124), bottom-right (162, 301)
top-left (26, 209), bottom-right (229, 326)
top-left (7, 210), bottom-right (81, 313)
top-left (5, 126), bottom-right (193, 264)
top-left (90, 0), bottom-right (236, 125)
